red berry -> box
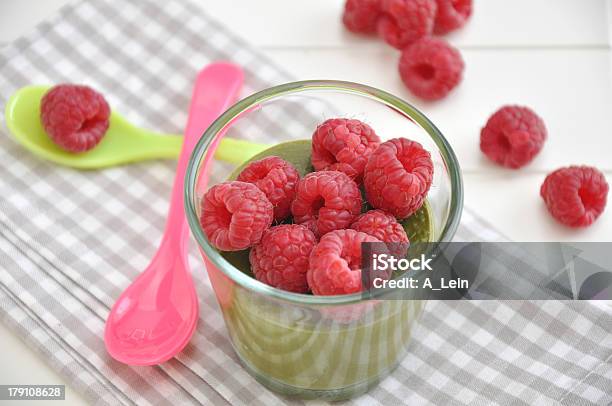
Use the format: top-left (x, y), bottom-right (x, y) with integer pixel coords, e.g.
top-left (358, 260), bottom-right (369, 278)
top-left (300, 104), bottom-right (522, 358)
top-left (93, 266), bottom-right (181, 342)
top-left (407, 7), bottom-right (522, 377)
top-left (433, 0), bottom-right (472, 35)
top-left (364, 138), bottom-right (434, 219)
top-left (311, 118), bottom-right (381, 183)
top-left (40, 84), bottom-right (110, 153)
top-left (377, 0), bottom-right (437, 49)
top-left (325, 162), bottom-right (359, 180)
top-left (237, 156), bottom-right (300, 221)
top-left (480, 106), bottom-right (547, 169)
top-left (351, 209), bottom-right (409, 243)
top-left (540, 166), bottom-right (608, 228)
top-left (250, 224), bottom-right (317, 293)
top-left (200, 181), bottom-right (273, 251)
top-left (343, 0), bottom-right (383, 34)
top-left (291, 171), bottom-right (362, 237)
top-left (308, 229), bottom-right (381, 295)
top-left (399, 37), bottom-right (464, 101)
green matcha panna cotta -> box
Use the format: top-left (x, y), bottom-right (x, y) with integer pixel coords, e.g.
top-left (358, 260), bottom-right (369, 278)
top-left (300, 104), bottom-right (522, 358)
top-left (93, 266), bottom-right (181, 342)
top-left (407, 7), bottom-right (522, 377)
top-left (222, 139), bottom-right (433, 274)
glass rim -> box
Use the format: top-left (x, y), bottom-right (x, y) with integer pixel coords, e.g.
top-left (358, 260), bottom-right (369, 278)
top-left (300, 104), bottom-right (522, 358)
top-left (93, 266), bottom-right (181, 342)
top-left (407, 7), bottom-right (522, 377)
top-left (185, 80), bottom-right (464, 305)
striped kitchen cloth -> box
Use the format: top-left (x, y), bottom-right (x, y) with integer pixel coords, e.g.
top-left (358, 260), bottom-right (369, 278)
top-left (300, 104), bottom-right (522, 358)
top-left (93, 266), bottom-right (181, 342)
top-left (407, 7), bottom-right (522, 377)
top-left (0, 0), bottom-right (610, 404)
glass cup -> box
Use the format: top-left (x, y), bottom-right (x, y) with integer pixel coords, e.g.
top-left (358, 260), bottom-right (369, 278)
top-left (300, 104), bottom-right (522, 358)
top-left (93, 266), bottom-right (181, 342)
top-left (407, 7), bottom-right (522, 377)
top-left (185, 81), bottom-right (463, 400)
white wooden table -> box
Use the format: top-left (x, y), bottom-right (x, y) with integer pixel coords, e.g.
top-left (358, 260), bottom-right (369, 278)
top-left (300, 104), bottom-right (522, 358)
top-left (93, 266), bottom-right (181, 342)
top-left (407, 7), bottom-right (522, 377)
top-left (1, 1), bottom-right (611, 404)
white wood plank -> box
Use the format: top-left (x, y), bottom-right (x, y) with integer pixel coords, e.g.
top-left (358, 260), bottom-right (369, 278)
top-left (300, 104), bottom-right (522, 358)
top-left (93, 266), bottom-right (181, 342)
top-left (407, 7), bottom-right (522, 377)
top-left (199, 0), bottom-right (610, 48)
top-left (0, 1), bottom-right (609, 47)
top-left (266, 48), bottom-right (612, 172)
top-left (446, 0), bottom-right (611, 48)
top-left (464, 173), bottom-right (612, 242)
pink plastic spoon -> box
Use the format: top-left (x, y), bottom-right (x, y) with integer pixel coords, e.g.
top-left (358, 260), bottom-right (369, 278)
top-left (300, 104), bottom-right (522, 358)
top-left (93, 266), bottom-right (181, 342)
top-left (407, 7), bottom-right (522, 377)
top-left (104, 63), bottom-right (244, 365)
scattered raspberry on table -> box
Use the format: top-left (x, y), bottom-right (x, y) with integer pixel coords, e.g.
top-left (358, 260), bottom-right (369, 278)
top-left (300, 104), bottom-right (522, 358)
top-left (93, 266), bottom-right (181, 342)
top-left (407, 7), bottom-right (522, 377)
top-left (342, 0), bottom-right (383, 34)
top-left (291, 170), bottom-right (363, 237)
top-left (364, 137), bottom-right (434, 219)
top-left (398, 37), bottom-right (464, 101)
top-left (311, 118), bottom-right (381, 183)
top-left (250, 224), bottom-right (317, 293)
top-left (480, 105), bottom-right (547, 169)
top-left (433, 0), bottom-right (472, 35)
top-left (237, 156), bottom-right (300, 221)
top-left (40, 84), bottom-right (110, 153)
top-left (200, 181), bottom-right (273, 251)
top-left (540, 166), bottom-right (608, 228)
top-left (308, 229), bottom-right (381, 295)
top-left (377, 0), bottom-right (437, 49)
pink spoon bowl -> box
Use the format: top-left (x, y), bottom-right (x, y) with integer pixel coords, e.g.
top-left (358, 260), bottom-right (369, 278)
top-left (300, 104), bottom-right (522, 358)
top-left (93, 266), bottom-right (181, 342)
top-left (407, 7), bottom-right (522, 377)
top-left (104, 62), bottom-right (244, 366)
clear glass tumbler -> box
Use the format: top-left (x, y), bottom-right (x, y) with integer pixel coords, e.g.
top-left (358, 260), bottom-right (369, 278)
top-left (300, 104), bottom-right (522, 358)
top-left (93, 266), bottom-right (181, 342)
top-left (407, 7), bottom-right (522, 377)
top-left (185, 81), bottom-right (463, 400)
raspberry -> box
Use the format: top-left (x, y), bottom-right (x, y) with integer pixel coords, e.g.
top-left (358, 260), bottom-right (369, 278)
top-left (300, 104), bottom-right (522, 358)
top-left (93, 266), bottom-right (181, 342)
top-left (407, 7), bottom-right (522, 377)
top-left (433, 0), bottom-right (472, 35)
top-left (351, 209), bottom-right (409, 243)
top-left (308, 229), bottom-right (381, 295)
top-left (40, 84), bottom-right (110, 153)
top-left (480, 106), bottom-right (547, 169)
top-left (291, 171), bottom-right (362, 237)
top-left (540, 166), bottom-right (608, 228)
top-left (398, 37), bottom-right (464, 101)
top-left (311, 118), bottom-right (381, 183)
top-left (343, 0), bottom-right (383, 34)
top-left (237, 156), bottom-right (300, 221)
top-left (377, 0), bottom-right (436, 49)
top-left (325, 163), bottom-right (359, 180)
top-left (200, 181), bottom-right (273, 251)
top-left (249, 224), bottom-right (317, 293)
top-left (364, 138), bottom-right (434, 219)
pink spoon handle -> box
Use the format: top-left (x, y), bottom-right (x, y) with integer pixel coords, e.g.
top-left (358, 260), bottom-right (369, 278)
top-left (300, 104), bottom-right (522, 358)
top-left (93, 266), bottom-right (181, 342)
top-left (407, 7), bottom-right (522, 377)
top-left (198, 104), bottom-right (262, 192)
top-left (103, 63), bottom-right (243, 366)
top-left (164, 63), bottom-right (243, 254)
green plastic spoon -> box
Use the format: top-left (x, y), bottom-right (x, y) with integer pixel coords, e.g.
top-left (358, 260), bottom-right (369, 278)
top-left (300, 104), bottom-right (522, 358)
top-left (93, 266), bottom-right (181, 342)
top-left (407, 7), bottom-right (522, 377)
top-left (4, 85), bottom-right (268, 169)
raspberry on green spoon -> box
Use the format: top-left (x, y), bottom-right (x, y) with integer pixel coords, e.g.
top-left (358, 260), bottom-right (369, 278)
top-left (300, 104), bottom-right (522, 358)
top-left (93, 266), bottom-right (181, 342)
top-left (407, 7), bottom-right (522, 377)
top-left (5, 85), bottom-right (267, 169)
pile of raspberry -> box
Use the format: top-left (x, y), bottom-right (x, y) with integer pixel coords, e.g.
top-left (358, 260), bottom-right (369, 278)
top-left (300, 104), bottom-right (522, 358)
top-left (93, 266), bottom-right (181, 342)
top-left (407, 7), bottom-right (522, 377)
top-left (343, 0), bottom-right (472, 101)
top-left (200, 118), bottom-right (433, 295)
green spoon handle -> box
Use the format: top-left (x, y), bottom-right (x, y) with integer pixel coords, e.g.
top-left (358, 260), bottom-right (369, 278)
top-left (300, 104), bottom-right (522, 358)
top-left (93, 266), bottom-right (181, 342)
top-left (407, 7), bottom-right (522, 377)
top-left (141, 133), bottom-right (183, 159)
top-left (159, 134), bottom-right (268, 165)
top-left (215, 137), bottom-right (269, 164)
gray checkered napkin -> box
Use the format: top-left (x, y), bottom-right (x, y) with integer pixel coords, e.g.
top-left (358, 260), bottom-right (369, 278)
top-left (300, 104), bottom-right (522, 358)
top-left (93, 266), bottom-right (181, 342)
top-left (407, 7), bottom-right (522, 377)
top-left (0, 0), bottom-right (611, 404)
